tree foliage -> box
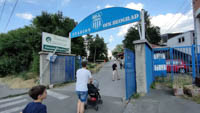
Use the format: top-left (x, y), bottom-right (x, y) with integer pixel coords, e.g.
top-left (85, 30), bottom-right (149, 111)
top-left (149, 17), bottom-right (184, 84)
top-left (0, 11), bottom-right (86, 76)
top-left (32, 11), bottom-right (86, 56)
top-left (112, 44), bottom-right (124, 58)
top-left (0, 26), bottom-right (40, 76)
top-left (85, 34), bottom-right (108, 62)
top-left (123, 10), bottom-right (161, 51)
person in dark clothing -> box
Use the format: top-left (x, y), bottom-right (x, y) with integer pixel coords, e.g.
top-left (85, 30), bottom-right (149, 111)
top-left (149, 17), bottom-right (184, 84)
top-left (119, 59), bottom-right (123, 69)
top-left (112, 63), bottom-right (117, 71)
top-left (112, 61), bottom-right (120, 81)
top-left (20, 85), bottom-right (47, 113)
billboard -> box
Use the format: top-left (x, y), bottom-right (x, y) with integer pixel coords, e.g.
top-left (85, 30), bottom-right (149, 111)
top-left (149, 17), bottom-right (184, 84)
top-left (42, 32), bottom-right (70, 53)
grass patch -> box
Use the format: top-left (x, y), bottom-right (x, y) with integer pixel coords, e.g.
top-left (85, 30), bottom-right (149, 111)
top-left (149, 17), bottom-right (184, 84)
top-left (87, 62), bottom-right (104, 74)
top-left (0, 75), bottom-right (38, 89)
top-left (182, 95), bottom-right (200, 104)
top-left (131, 93), bottom-right (140, 99)
top-left (173, 75), bottom-right (192, 88)
top-left (154, 76), bottom-right (173, 89)
top-left (17, 71), bottom-right (38, 80)
top-left (154, 75), bottom-right (192, 89)
top-left (151, 82), bottom-right (156, 89)
top-left (52, 81), bottom-right (75, 88)
top-left (192, 96), bottom-right (200, 104)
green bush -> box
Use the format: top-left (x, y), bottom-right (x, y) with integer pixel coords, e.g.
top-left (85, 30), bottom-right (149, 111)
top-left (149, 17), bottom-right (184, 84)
top-left (31, 52), bottom-right (39, 74)
top-left (151, 82), bottom-right (156, 89)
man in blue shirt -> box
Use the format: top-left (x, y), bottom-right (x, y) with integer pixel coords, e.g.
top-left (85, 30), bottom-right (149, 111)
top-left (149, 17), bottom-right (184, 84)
top-left (20, 85), bottom-right (47, 113)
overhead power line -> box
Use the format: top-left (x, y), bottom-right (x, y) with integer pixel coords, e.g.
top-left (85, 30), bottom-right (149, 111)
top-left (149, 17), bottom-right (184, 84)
top-left (162, 0), bottom-right (188, 29)
top-left (165, 1), bottom-right (191, 33)
top-left (0, 0), bottom-right (7, 23)
top-left (4, 0), bottom-right (19, 31)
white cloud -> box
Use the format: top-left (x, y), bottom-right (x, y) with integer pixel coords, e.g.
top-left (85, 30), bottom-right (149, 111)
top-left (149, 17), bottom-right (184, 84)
top-left (62, 0), bottom-right (71, 6)
top-left (82, 35), bottom-right (87, 38)
top-left (16, 13), bottom-right (34, 20)
top-left (105, 4), bottom-right (114, 8)
top-left (109, 35), bottom-right (114, 43)
top-left (151, 10), bottom-right (194, 34)
top-left (117, 2), bottom-right (144, 37)
top-left (117, 23), bottom-right (133, 37)
top-left (125, 2), bottom-right (144, 11)
top-left (96, 5), bottom-right (101, 10)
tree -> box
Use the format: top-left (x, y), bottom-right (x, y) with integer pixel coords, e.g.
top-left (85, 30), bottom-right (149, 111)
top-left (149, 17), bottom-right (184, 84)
top-left (0, 11), bottom-right (87, 76)
top-left (0, 26), bottom-right (40, 75)
top-left (123, 27), bottom-right (140, 51)
top-left (112, 44), bottom-right (124, 58)
top-left (86, 34), bottom-right (108, 62)
top-left (32, 11), bottom-right (86, 56)
top-left (123, 10), bottom-right (161, 51)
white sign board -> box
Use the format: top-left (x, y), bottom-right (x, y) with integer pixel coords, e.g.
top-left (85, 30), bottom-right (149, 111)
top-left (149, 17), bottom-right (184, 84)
top-left (42, 32), bottom-right (70, 53)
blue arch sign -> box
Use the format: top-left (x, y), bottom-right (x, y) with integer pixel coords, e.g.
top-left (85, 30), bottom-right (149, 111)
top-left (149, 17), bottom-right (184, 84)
top-left (70, 7), bottom-right (141, 38)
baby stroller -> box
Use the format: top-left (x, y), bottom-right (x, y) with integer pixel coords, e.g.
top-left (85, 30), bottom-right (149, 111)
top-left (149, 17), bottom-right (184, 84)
top-left (85, 79), bottom-right (103, 111)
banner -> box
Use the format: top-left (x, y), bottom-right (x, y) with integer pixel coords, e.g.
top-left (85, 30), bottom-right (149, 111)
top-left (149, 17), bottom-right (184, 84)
top-left (42, 32), bottom-right (70, 53)
top-left (70, 7), bottom-right (141, 38)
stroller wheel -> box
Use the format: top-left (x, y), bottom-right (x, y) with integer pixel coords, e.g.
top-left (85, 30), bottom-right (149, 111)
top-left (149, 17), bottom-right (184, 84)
top-left (84, 104), bottom-right (88, 109)
top-left (95, 106), bottom-right (98, 111)
top-left (99, 100), bottom-right (103, 104)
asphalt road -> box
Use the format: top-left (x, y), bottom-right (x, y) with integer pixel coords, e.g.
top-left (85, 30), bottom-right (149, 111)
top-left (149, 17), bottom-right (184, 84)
top-left (0, 61), bottom-right (126, 113)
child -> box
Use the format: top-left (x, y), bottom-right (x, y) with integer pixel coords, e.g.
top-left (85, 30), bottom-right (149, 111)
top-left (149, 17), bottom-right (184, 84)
top-left (20, 85), bottom-right (47, 113)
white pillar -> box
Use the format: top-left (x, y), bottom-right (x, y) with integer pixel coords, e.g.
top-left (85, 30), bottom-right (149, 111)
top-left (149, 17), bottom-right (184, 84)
top-left (196, 18), bottom-right (200, 45)
top-left (69, 33), bottom-right (71, 54)
top-left (141, 9), bottom-right (145, 40)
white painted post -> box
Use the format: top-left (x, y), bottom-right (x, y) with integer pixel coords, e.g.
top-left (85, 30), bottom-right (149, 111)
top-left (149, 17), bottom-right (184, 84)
top-left (137, 24), bottom-right (142, 39)
top-left (141, 9), bottom-right (145, 40)
top-left (69, 32), bottom-right (71, 54)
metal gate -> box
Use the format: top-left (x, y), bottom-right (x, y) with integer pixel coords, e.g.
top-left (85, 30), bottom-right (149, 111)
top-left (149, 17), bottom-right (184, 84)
top-left (152, 45), bottom-right (198, 82)
top-left (50, 56), bottom-right (76, 84)
top-left (124, 48), bottom-right (136, 100)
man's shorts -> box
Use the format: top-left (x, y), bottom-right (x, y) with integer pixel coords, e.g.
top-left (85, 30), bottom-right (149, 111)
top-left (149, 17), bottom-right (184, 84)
top-left (76, 91), bottom-right (88, 102)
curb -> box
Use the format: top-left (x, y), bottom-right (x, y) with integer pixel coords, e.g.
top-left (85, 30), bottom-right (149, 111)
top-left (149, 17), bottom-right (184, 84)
top-left (0, 92), bottom-right (28, 100)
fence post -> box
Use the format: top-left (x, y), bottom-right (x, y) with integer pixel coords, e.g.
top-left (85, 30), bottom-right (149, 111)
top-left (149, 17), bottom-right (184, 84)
top-left (50, 56), bottom-right (52, 84)
top-left (192, 44), bottom-right (196, 81)
top-left (170, 48), bottom-right (174, 81)
top-left (152, 50), bottom-right (155, 81)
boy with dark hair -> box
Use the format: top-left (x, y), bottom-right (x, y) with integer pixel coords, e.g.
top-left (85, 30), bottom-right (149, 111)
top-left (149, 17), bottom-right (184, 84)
top-left (20, 85), bottom-right (47, 113)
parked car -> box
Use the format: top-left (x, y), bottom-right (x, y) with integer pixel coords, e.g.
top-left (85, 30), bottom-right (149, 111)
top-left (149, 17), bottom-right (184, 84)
top-left (166, 59), bottom-right (188, 73)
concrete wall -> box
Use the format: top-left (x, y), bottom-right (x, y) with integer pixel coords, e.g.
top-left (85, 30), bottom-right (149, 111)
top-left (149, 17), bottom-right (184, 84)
top-left (196, 18), bottom-right (200, 46)
top-left (134, 40), bottom-right (147, 94)
top-left (193, 0), bottom-right (200, 47)
top-left (40, 52), bottom-right (50, 85)
top-left (39, 52), bottom-right (76, 86)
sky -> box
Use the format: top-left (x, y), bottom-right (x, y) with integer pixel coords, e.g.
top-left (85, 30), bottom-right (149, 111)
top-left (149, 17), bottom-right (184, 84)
top-left (0, 0), bottom-right (194, 57)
